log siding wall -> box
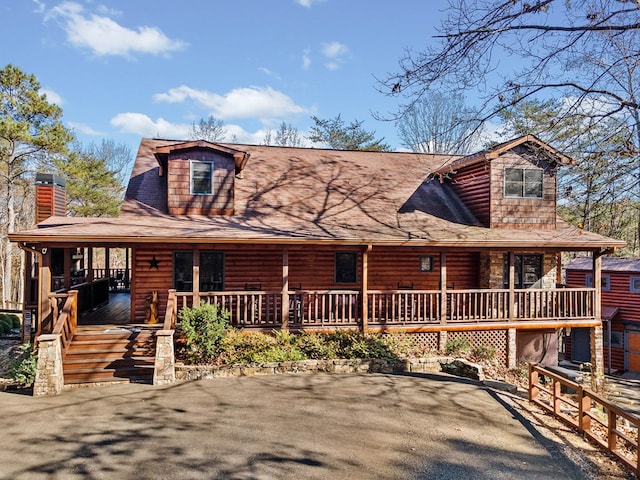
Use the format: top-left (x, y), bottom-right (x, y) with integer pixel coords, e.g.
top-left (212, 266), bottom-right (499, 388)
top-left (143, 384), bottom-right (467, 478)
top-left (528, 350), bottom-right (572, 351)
top-left (449, 162), bottom-right (491, 226)
top-left (132, 245), bottom-right (483, 322)
top-left (566, 269), bottom-right (637, 371)
top-left (167, 149), bottom-right (235, 215)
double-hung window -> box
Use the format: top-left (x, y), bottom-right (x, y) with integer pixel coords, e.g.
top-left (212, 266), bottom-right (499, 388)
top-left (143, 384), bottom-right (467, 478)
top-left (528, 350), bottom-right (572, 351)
top-left (190, 160), bottom-right (213, 195)
top-left (504, 168), bottom-right (543, 198)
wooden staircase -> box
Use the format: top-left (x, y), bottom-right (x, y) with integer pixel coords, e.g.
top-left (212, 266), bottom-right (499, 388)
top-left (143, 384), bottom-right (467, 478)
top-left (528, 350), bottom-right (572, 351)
top-left (63, 325), bottom-right (160, 385)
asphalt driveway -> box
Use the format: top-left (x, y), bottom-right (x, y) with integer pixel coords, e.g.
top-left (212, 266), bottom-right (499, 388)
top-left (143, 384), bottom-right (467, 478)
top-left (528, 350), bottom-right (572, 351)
top-left (0, 372), bottom-right (585, 479)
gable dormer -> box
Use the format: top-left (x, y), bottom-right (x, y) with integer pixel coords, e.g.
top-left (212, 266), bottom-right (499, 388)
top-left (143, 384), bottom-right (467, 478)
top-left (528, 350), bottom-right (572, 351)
top-left (154, 141), bottom-right (249, 216)
top-left (435, 135), bottom-right (573, 229)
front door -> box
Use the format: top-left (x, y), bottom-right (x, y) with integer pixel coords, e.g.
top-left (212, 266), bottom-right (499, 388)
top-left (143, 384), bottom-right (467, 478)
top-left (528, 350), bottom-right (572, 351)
top-left (503, 254), bottom-right (543, 288)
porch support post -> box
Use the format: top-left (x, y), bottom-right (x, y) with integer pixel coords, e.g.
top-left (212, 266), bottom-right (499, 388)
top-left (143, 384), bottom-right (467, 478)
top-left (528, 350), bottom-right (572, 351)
top-left (591, 252), bottom-right (604, 381)
top-left (439, 252), bottom-right (448, 350)
top-left (87, 247), bottom-right (94, 283)
top-left (105, 247), bottom-right (111, 279)
top-left (39, 250), bottom-right (52, 335)
top-left (509, 252), bottom-right (515, 322)
top-left (193, 248), bottom-right (200, 306)
top-left (281, 249), bottom-right (289, 330)
top-left (361, 245), bottom-right (371, 334)
top-left (63, 248), bottom-right (72, 290)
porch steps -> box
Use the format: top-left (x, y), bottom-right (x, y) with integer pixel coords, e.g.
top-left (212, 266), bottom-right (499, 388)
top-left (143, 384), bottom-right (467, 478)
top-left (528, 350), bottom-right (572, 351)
top-left (63, 325), bottom-right (160, 385)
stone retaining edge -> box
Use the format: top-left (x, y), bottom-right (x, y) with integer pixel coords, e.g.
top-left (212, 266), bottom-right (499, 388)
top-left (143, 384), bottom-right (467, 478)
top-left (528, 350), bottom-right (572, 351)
top-left (175, 356), bottom-right (486, 382)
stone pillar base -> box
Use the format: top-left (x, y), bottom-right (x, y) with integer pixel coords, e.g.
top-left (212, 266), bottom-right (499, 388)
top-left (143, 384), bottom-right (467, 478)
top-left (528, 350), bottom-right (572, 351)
top-left (507, 328), bottom-right (517, 369)
top-left (33, 334), bottom-right (64, 397)
top-left (153, 330), bottom-right (176, 385)
top-left (438, 331), bottom-right (448, 353)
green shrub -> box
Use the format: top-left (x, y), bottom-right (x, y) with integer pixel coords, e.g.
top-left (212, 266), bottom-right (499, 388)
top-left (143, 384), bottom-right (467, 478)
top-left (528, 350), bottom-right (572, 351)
top-left (0, 317), bottom-right (11, 334)
top-left (296, 333), bottom-right (338, 359)
top-left (178, 302), bottom-right (230, 364)
top-left (11, 343), bottom-right (37, 387)
top-left (470, 344), bottom-right (496, 361)
top-left (445, 337), bottom-right (470, 356)
top-left (6, 314), bottom-right (21, 328)
top-left (218, 330), bottom-right (306, 364)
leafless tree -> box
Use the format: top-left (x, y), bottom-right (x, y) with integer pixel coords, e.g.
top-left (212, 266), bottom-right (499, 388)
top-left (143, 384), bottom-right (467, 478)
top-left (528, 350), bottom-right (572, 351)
top-left (263, 122), bottom-right (305, 147)
top-left (189, 115), bottom-right (227, 143)
top-left (396, 92), bottom-right (481, 154)
top-left (380, 0), bottom-right (640, 151)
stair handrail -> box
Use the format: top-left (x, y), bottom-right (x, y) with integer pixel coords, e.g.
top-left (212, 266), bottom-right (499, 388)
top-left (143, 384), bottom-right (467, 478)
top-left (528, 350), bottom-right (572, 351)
top-left (50, 290), bottom-right (78, 358)
top-left (163, 289), bottom-right (177, 330)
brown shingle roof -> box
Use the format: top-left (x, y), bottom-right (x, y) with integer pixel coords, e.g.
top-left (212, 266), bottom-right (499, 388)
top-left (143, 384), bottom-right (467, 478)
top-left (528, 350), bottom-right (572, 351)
top-left (9, 138), bottom-right (626, 250)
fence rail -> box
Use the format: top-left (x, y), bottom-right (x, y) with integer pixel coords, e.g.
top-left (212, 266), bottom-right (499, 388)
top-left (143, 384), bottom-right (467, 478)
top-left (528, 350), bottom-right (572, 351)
top-left (529, 363), bottom-right (640, 476)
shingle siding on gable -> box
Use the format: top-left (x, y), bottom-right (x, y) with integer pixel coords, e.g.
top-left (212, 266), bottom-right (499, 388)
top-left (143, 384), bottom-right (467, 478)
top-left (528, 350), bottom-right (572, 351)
top-left (490, 148), bottom-right (557, 229)
top-left (167, 149), bottom-right (235, 215)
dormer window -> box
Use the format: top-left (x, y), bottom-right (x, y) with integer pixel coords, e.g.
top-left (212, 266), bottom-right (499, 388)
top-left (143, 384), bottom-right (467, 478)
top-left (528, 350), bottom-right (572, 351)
top-left (190, 160), bottom-right (213, 194)
top-left (504, 168), bottom-right (543, 198)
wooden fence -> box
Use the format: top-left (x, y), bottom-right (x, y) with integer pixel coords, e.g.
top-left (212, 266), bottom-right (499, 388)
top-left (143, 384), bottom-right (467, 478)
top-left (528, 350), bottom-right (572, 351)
top-left (529, 363), bottom-right (640, 476)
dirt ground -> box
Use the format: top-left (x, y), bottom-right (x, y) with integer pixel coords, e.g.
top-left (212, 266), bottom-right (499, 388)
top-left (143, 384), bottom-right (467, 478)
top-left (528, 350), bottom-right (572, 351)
top-left (0, 336), bottom-right (635, 479)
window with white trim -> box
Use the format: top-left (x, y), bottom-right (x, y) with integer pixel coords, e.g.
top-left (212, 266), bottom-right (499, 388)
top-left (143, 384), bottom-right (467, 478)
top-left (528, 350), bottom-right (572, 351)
top-left (504, 168), bottom-right (543, 198)
top-left (190, 160), bottom-right (213, 194)
top-left (631, 277), bottom-right (640, 293)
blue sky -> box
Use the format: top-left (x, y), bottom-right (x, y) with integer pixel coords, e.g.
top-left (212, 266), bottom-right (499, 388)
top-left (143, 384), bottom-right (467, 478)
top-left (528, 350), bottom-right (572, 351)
top-left (1, 0), bottom-right (447, 154)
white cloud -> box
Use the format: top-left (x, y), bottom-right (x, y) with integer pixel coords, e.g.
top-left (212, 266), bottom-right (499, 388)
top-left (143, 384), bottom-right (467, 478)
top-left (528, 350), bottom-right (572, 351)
top-left (320, 41), bottom-right (349, 70)
top-left (40, 88), bottom-right (63, 106)
top-left (110, 112), bottom-right (274, 145)
top-left (45, 1), bottom-right (187, 57)
top-left (321, 41), bottom-right (348, 58)
top-left (302, 50), bottom-right (311, 69)
top-left (295, 0), bottom-right (326, 7)
top-left (32, 0), bottom-right (46, 14)
top-left (67, 121), bottom-right (105, 136)
top-left (110, 112), bottom-right (191, 138)
top-left (153, 85), bottom-right (307, 120)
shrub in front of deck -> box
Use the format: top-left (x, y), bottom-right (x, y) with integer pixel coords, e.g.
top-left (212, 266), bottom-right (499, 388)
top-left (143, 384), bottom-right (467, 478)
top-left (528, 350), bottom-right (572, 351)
top-left (296, 333), bottom-right (339, 359)
top-left (219, 330), bottom-right (305, 364)
top-left (445, 337), bottom-right (470, 356)
top-left (470, 344), bottom-right (496, 361)
top-left (178, 302), bottom-right (230, 364)
top-left (11, 343), bottom-right (37, 387)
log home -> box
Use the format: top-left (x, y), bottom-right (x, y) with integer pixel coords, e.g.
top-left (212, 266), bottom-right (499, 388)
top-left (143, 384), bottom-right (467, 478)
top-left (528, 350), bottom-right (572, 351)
top-left (9, 135), bottom-right (625, 394)
top-left (566, 257), bottom-right (640, 373)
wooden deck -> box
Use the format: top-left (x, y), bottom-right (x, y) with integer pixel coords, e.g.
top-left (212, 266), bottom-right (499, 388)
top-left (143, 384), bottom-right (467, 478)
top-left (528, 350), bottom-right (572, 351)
top-left (78, 292), bottom-right (131, 325)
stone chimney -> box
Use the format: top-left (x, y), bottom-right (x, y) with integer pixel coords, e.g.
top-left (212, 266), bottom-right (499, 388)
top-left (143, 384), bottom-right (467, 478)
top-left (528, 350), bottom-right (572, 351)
top-left (35, 173), bottom-right (66, 223)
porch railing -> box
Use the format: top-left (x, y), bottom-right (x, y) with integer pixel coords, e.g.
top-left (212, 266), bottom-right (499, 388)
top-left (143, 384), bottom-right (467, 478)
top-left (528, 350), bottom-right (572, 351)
top-left (171, 287), bottom-right (596, 329)
top-left (49, 290), bottom-right (78, 358)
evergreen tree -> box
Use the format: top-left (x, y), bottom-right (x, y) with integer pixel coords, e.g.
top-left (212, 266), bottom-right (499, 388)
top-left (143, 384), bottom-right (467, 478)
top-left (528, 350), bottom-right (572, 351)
top-left (308, 115), bottom-right (390, 151)
top-left (0, 64), bottom-right (74, 306)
